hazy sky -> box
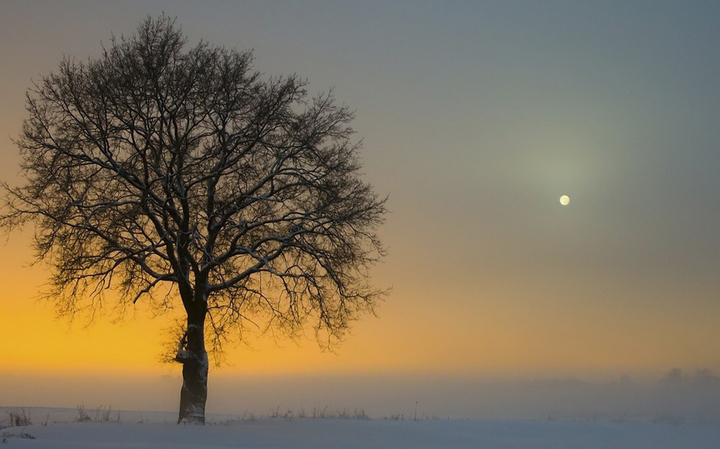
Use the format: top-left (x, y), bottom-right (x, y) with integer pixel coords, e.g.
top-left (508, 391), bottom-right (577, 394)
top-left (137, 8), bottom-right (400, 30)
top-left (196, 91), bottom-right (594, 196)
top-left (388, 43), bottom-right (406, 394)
top-left (3, 0), bottom-right (720, 412)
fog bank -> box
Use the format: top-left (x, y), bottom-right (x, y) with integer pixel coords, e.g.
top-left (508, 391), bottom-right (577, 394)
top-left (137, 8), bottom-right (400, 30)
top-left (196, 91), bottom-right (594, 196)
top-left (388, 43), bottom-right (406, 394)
top-left (3, 369), bottom-right (720, 423)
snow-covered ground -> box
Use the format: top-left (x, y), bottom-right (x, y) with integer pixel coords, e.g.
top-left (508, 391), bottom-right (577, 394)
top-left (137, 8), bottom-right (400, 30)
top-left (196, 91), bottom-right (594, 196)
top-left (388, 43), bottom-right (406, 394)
top-left (2, 408), bottom-right (720, 448)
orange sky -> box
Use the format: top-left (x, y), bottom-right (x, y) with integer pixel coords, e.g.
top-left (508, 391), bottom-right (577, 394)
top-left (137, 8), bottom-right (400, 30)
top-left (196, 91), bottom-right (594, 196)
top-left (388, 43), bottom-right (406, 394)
top-left (3, 223), bottom-right (720, 380)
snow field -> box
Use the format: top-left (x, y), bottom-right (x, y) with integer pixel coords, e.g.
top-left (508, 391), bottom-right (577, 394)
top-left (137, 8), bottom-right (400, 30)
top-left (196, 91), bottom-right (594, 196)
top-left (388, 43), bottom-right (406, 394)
top-left (3, 414), bottom-right (720, 448)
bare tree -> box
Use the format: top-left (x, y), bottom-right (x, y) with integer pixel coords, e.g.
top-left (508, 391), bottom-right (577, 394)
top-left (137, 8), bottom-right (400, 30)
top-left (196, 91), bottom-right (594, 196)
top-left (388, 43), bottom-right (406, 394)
top-left (1, 16), bottom-right (386, 424)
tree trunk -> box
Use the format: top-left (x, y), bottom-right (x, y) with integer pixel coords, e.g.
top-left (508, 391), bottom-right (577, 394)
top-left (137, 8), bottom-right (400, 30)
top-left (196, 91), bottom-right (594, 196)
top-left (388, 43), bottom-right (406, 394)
top-left (177, 309), bottom-right (208, 424)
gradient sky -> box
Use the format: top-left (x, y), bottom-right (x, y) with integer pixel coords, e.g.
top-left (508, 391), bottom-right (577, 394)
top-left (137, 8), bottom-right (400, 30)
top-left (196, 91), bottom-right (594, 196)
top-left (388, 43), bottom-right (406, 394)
top-left (3, 1), bottom-right (720, 406)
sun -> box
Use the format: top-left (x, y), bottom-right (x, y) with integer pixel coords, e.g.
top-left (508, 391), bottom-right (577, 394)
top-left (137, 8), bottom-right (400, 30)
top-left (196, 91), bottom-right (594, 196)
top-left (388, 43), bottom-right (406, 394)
top-left (559, 195), bottom-right (570, 206)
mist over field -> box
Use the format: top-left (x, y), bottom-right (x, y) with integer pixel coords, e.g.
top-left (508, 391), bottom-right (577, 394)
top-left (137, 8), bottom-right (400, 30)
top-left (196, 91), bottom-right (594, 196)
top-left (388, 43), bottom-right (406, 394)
top-left (4, 369), bottom-right (720, 423)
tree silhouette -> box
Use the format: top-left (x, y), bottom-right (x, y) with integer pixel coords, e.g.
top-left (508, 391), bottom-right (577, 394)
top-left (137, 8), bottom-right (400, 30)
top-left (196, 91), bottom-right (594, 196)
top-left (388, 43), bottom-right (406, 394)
top-left (1, 16), bottom-right (387, 424)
